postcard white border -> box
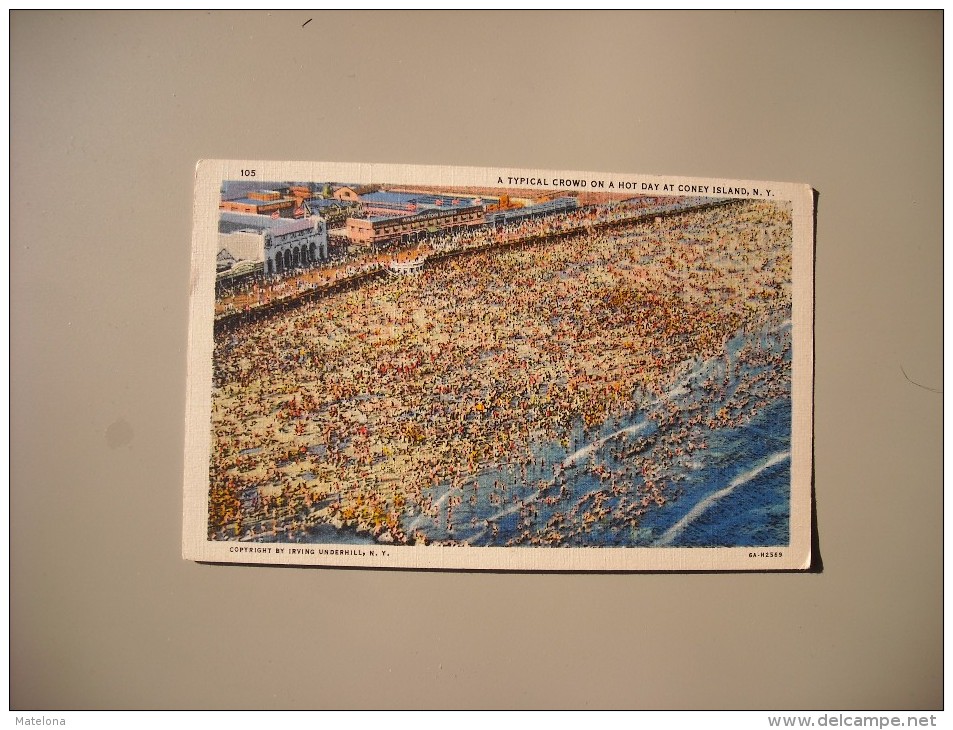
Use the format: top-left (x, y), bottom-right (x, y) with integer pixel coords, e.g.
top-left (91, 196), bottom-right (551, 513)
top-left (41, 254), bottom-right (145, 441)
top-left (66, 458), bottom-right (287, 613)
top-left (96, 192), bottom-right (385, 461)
top-left (184, 160), bottom-right (814, 571)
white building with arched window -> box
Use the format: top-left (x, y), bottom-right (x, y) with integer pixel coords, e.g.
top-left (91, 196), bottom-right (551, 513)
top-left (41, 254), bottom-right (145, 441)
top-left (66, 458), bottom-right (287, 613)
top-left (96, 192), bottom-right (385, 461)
top-left (218, 212), bottom-right (328, 276)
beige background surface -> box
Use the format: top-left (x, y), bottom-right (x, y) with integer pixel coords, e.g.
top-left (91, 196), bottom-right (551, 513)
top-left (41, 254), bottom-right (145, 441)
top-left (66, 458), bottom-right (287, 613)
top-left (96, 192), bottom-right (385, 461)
top-left (11, 11), bottom-right (942, 710)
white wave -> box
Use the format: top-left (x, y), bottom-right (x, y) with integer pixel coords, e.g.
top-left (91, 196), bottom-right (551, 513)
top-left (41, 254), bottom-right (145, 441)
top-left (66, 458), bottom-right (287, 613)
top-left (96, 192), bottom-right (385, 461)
top-left (654, 450), bottom-right (791, 547)
top-left (406, 513), bottom-right (428, 532)
top-left (488, 500), bottom-right (525, 521)
top-left (561, 420), bottom-right (652, 468)
top-left (406, 489), bottom-right (454, 531)
top-left (460, 500), bottom-right (529, 545)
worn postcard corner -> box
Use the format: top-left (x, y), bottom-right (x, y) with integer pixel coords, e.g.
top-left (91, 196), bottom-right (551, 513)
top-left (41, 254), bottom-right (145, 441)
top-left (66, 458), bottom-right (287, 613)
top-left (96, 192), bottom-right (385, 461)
top-left (183, 160), bottom-right (814, 571)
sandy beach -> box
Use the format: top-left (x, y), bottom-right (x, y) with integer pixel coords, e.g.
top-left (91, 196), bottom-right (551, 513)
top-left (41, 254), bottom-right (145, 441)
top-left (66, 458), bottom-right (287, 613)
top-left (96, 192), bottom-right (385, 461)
top-left (207, 198), bottom-right (793, 545)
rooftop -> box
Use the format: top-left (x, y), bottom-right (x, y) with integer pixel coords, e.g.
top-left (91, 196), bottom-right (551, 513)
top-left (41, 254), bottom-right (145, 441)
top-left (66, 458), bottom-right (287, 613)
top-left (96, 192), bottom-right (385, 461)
top-left (359, 191), bottom-right (421, 207)
top-left (223, 196), bottom-right (294, 207)
top-left (219, 212), bottom-right (321, 235)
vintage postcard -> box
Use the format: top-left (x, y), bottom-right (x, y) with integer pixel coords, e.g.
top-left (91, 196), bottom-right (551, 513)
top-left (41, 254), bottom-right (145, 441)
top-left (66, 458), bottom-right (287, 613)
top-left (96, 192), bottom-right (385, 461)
top-left (184, 160), bottom-right (814, 570)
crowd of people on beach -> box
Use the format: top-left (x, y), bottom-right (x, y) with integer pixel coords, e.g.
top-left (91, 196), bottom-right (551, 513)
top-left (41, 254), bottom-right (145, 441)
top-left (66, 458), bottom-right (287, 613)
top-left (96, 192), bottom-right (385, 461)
top-left (207, 199), bottom-right (793, 546)
top-left (215, 197), bottom-right (715, 317)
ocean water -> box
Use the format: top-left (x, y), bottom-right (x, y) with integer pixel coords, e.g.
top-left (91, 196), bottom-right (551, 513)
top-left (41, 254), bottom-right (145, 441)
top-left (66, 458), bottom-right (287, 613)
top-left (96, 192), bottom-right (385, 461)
top-left (231, 318), bottom-right (793, 549)
top-left (401, 319), bottom-right (793, 548)
top-left (635, 399), bottom-right (790, 547)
